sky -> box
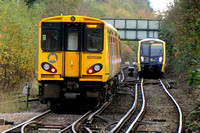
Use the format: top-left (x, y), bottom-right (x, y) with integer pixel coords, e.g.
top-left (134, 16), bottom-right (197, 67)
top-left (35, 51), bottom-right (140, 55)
top-left (149, 0), bottom-right (174, 12)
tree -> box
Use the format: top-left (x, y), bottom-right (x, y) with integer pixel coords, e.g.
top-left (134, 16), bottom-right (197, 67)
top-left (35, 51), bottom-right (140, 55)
top-left (0, 1), bottom-right (41, 89)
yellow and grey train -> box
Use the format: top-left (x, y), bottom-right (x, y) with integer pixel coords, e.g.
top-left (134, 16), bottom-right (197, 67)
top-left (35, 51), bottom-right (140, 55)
top-left (35, 16), bottom-right (121, 109)
top-left (137, 38), bottom-right (166, 78)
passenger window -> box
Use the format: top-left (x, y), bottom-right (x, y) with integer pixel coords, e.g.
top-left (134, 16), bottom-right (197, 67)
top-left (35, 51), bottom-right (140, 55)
top-left (42, 31), bottom-right (59, 51)
top-left (67, 32), bottom-right (78, 51)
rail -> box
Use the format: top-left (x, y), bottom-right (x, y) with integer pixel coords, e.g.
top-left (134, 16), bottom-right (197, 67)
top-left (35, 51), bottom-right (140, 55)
top-left (82, 98), bottom-right (113, 132)
top-left (125, 78), bottom-right (182, 132)
top-left (110, 82), bottom-right (138, 132)
top-left (58, 110), bottom-right (92, 133)
top-left (126, 78), bottom-right (145, 133)
top-left (120, 65), bottom-right (128, 83)
top-left (2, 110), bottom-right (51, 133)
top-left (159, 79), bottom-right (182, 133)
top-left (58, 101), bottom-right (111, 132)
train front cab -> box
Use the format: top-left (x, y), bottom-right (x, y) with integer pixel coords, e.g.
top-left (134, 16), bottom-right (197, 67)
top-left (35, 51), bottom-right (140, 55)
top-left (137, 38), bottom-right (166, 78)
top-left (36, 16), bottom-right (121, 108)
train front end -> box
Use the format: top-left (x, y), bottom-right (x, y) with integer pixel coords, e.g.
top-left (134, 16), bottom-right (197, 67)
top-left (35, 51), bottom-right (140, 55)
top-left (137, 38), bottom-right (166, 78)
top-left (35, 16), bottom-right (115, 108)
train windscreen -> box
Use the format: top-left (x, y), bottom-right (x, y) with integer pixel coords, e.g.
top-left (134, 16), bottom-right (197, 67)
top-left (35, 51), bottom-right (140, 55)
top-left (141, 43), bottom-right (163, 57)
top-left (140, 43), bottom-right (149, 56)
top-left (41, 22), bottom-right (62, 51)
top-left (41, 22), bottom-right (104, 52)
top-left (151, 44), bottom-right (163, 57)
top-left (65, 23), bottom-right (81, 51)
top-left (85, 24), bottom-right (103, 52)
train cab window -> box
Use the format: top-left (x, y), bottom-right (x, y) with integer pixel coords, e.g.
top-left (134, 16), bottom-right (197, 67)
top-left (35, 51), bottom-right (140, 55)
top-left (65, 23), bottom-right (81, 51)
top-left (41, 22), bottom-right (61, 51)
top-left (151, 44), bottom-right (163, 57)
top-left (85, 24), bottom-right (103, 52)
top-left (42, 31), bottom-right (59, 51)
top-left (140, 44), bottom-right (149, 57)
top-left (67, 32), bottom-right (78, 51)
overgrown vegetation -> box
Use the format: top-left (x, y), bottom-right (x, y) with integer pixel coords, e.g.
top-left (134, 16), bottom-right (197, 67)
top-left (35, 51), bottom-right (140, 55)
top-left (0, 1), bottom-right (42, 89)
top-left (159, 0), bottom-right (200, 131)
top-left (160, 0), bottom-right (200, 77)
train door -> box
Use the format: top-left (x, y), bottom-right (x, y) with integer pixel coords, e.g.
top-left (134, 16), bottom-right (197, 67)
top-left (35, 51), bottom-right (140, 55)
top-left (64, 23), bottom-right (81, 77)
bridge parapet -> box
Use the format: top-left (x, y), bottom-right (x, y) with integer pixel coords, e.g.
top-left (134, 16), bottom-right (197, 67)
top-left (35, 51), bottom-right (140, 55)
top-left (102, 19), bottom-right (161, 41)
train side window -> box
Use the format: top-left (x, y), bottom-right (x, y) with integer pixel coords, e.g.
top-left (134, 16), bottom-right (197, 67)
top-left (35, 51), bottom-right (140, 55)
top-left (42, 31), bottom-right (59, 51)
top-left (67, 32), bottom-right (78, 51)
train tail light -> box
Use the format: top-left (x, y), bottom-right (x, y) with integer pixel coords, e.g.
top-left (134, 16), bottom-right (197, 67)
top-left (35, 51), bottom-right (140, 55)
top-left (87, 68), bottom-right (94, 74)
top-left (87, 63), bottom-right (102, 74)
top-left (50, 68), bottom-right (56, 73)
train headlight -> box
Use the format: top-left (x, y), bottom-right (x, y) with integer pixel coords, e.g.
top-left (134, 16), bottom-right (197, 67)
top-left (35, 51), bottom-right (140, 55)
top-left (158, 57), bottom-right (163, 62)
top-left (141, 56), bottom-right (144, 62)
top-left (44, 64), bottom-right (50, 70)
top-left (94, 65), bottom-right (100, 71)
top-left (70, 16), bottom-right (76, 21)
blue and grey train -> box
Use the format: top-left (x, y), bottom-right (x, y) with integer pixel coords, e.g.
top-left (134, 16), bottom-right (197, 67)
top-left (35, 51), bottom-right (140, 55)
top-left (137, 38), bottom-right (166, 78)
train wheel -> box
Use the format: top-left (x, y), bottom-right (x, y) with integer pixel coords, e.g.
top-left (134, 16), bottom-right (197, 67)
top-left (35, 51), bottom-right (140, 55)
top-left (98, 86), bottom-right (108, 103)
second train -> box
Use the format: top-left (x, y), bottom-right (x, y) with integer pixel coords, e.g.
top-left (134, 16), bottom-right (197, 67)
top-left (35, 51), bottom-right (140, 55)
top-left (137, 38), bottom-right (166, 78)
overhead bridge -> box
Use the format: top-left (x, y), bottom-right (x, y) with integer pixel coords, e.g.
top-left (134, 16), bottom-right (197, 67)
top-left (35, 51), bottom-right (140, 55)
top-left (102, 19), bottom-right (161, 41)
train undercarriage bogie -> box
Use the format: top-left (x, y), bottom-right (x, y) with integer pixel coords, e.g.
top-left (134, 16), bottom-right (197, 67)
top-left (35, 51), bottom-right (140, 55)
top-left (138, 64), bottom-right (164, 78)
top-left (38, 76), bottom-right (120, 111)
top-left (138, 71), bottom-right (163, 79)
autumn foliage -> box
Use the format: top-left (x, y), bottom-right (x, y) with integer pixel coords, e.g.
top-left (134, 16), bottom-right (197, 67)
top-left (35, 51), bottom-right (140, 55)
top-left (160, 0), bottom-right (200, 77)
top-left (0, 1), bottom-right (41, 89)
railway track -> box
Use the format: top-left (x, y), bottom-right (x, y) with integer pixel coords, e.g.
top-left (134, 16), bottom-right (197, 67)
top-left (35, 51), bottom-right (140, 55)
top-left (2, 67), bottom-right (127, 133)
top-left (1, 97), bottom-right (115, 133)
top-left (2, 67), bottom-right (183, 133)
top-left (76, 87), bottom-right (134, 132)
top-left (2, 108), bottom-right (93, 133)
top-left (125, 78), bottom-right (182, 133)
top-left (2, 110), bottom-right (51, 133)
top-left (57, 66), bottom-right (137, 132)
top-left (58, 66), bottom-right (137, 132)
top-left (1, 67), bottom-right (140, 133)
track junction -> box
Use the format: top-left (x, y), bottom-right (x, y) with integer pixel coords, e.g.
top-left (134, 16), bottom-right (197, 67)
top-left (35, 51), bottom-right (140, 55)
top-left (2, 66), bottom-right (182, 133)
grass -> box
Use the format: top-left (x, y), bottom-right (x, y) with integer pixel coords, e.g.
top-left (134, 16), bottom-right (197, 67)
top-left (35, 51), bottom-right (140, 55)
top-left (0, 80), bottom-right (38, 113)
